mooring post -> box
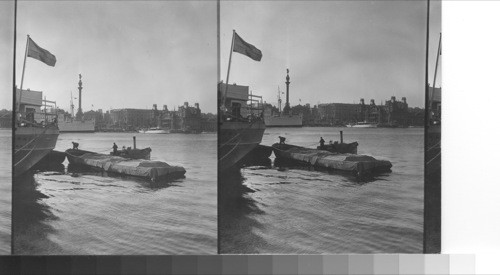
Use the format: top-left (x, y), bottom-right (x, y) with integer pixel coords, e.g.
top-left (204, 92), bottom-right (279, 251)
top-left (133, 136), bottom-right (136, 149)
top-left (340, 131), bottom-right (343, 144)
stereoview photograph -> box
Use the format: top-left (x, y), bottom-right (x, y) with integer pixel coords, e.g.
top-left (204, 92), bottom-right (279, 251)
top-left (12, 1), bottom-right (217, 254)
top-left (218, 0), bottom-right (441, 253)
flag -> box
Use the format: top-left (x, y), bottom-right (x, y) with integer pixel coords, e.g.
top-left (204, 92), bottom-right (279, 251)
top-left (27, 37), bottom-right (56, 66)
top-left (233, 32), bottom-right (262, 61)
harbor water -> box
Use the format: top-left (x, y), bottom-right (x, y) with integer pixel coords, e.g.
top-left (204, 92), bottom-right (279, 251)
top-left (0, 129), bottom-right (11, 254)
top-left (13, 132), bottom-right (217, 254)
top-left (220, 127), bottom-right (424, 254)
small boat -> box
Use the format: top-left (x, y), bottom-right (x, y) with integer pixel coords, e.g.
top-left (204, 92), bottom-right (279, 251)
top-left (141, 127), bottom-right (169, 134)
top-left (349, 121), bottom-right (377, 128)
top-left (318, 142), bottom-right (358, 154)
top-left (110, 147), bottom-right (151, 160)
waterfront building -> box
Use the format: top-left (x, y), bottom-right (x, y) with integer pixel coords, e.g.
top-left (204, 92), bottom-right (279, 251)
top-left (359, 98), bottom-right (384, 124)
top-left (358, 96), bottom-right (410, 127)
top-left (176, 102), bottom-right (202, 133)
top-left (109, 108), bottom-right (153, 130)
top-left (384, 96), bottom-right (409, 127)
top-left (318, 102), bottom-right (359, 125)
top-left (201, 113), bottom-right (217, 132)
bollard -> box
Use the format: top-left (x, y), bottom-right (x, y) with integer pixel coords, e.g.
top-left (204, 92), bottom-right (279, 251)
top-left (133, 136), bottom-right (136, 149)
top-left (340, 131), bottom-right (343, 144)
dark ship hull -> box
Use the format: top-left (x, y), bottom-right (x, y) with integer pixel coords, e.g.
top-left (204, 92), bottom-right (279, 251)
top-left (14, 124), bottom-right (59, 176)
top-left (218, 119), bottom-right (265, 171)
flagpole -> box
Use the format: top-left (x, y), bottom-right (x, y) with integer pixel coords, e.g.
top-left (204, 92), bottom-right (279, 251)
top-left (222, 30), bottom-right (236, 108)
top-left (20, 35), bottom-right (29, 90)
top-left (423, 0), bottom-right (430, 253)
top-left (217, 0), bottom-right (220, 85)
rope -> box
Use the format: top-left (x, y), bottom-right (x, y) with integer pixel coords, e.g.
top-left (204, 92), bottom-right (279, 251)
top-left (14, 125), bottom-right (50, 153)
top-left (14, 126), bottom-right (51, 167)
top-left (14, 143), bottom-right (38, 167)
top-left (426, 151), bottom-right (441, 166)
top-left (219, 132), bottom-right (241, 148)
top-left (219, 138), bottom-right (242, 162)
top-left (426, 141), bottom-right (440, 151)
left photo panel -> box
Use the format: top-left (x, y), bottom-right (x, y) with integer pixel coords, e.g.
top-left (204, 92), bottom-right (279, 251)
top-left (13, 1), bottom-right (217, 254)
top-left (0, 0), bottom-right (14, 255)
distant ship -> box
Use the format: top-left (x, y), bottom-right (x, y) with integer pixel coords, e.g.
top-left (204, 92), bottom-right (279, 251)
top-left (58, 74), bottom-right (95, 133)
top-left (139, 127), bottom-right (169, 134)
top-left (264, 113), bottom-right (303, 127)
top-left (218, 82), bottom-right (265, 171)
top-left (15, 88), bottom-right (59, 176)
top-left (58, 118), bottom-right (95, 133)
top-left (263, 69), bottom-right (302, 127)
top-left (348, 121), bottom-right (378, 128)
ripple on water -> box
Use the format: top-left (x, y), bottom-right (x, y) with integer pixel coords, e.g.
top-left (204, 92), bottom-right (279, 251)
top-left (220, 127), bottom-right (424, 254)
top-left (13, 132), bottom-right (217, 254)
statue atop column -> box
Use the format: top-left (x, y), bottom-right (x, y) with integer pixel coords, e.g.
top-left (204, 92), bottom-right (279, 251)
top-left (283, 69), bottom-right (291, 115)
top-left (76, 74), bottom-right (83, 120)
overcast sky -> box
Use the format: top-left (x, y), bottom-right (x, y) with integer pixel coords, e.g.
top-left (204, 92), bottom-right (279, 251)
top-left (1, 1), bottom-right (441, 111)
top-left (5, 1), bottom-right (216, 113)
top-left (220, 1), bottom-right (441, 108)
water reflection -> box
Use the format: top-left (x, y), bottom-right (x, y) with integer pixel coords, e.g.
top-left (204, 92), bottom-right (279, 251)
top-left (12, 173), bottom-right (63, 254)
top-left (220, 128), bottom-right (423, 254)
top-left (219, 168), bottom-right (268, 254)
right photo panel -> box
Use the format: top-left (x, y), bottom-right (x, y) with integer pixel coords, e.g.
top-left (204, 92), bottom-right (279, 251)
top-left (218, 0), bottom-right (441, 254)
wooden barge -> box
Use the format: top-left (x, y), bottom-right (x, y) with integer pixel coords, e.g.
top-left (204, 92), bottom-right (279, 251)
top-left (65, 149), bottom-right (186, 182)
top-left (272, 143), bottom-right (392, 177)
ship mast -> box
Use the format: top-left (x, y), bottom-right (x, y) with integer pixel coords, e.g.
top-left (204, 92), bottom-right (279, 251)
top-left (70, 91), bottom-right (74, 118)
top-left (277, 86), bottom-right (282, 113)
